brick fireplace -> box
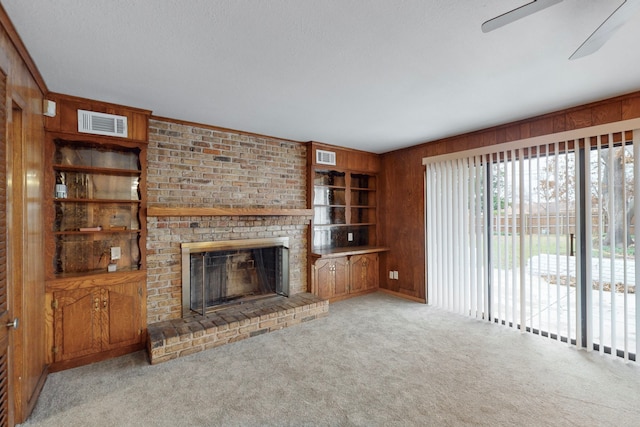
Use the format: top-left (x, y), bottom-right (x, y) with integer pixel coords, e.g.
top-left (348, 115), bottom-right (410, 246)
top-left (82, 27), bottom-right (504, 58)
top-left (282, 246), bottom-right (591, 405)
top-left (144, 119), bottom-right (328, 363)
top-left (146, 119), bottom-right (311, 324)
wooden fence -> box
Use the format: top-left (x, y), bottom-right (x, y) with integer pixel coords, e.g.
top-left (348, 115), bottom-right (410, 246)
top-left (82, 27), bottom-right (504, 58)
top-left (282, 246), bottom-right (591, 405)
top-left (491, 214), bottom-right (635, 236)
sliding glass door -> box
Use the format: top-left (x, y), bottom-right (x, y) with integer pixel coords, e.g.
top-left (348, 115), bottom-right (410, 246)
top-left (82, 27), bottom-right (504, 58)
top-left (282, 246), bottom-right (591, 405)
top-left (589, 139), bottom-right (637, 358)
top-left (489, 143), bottom-right (578, 344)
top-left (424, 120), bottom-right (640, 361)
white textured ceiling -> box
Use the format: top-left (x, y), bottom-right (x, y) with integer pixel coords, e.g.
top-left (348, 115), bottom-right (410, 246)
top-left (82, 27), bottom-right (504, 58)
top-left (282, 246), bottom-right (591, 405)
top-left (2, 0), bottom-right (640, 153)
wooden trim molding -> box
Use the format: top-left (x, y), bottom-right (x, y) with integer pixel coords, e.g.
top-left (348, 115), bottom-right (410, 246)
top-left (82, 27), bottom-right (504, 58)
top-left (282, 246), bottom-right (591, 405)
top-left (49, 92), bottom-right (151, 115)
top-left (147, 206), bottom-right (313, 217)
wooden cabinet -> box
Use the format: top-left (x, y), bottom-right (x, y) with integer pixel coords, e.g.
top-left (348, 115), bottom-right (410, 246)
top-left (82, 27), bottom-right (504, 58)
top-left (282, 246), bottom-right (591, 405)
top-left (52, 281), bottom-right (145, 363)
top-left (53, 288), bottom-right (101, 361)
top-left (314, 257), bottom-right (349, 300)
top-left (308, 142), bottom-right (388, 301)
top-left (44, 94), bottom-right (150, 371)
top-left (350, 253), bottom-right (378, 293)
top-left (312, 252), bottom-right (381, 301)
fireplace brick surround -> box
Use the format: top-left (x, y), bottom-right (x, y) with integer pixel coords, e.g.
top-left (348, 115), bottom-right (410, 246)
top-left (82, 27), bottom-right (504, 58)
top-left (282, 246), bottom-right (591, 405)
top-left (145, 119), bottom-right (323, 360)
top-left (146, 119), bottom-right (310, 322)
top-left (146, 215), bottom-right (309, 322)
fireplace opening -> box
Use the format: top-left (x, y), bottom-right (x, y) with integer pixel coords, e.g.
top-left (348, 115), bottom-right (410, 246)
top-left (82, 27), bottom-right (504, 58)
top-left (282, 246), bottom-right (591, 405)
top-left (182, 238), bottom-right (289, 316)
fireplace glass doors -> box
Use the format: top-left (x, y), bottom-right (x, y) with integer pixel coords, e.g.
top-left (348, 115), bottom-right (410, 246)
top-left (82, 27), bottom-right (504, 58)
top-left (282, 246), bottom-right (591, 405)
top-left (182, 238), bottom-right (289, 315)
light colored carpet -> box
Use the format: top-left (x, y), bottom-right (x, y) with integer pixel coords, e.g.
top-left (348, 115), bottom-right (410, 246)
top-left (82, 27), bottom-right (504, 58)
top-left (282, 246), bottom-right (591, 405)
top-left (19, 292), bottom-right (640, 426)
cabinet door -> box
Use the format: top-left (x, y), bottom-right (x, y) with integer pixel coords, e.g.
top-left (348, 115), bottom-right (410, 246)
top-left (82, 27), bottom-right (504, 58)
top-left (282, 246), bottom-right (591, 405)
top-left (53, 288), bottom-right (101, 362)
top-left (350, 253), bottom-right (379, 292)
top-left (332, 257), bottom-right (349, 297)
top-left (101, 283), bottom-right (144, 351)
top-left (314, 257), bottom-right (349, 299)
top-left (314, 259), bottom-right (334, 299)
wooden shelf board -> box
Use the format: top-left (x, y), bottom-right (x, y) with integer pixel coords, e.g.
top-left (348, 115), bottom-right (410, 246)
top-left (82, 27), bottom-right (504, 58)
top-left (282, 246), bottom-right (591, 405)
top-left (54, 164), bottom-right (141, 176)
top-left (313, 223), bottom-right (375, 228)
top-left (54, 198), bottom-right (141, 204)
top-left (311, 245), bottom-right (390, 259)
top-left (46, 268), bottom-right (147, 290)
top-left (147, 206), bottom-right (313, 217)
top-left (54, 229), bottom-right (140, 236)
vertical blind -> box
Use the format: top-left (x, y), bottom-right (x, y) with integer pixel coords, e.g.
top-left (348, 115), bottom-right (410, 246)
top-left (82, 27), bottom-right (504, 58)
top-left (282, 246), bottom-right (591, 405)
top-left (424, 118), bottom-right (640, 360)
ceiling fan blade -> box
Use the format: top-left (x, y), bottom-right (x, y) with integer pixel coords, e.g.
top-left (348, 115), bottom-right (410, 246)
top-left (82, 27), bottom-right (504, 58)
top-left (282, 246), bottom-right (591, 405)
top-left (482, 0), bottom-right (563, 33)
top-left (570, 0), bottom-right (640, 60)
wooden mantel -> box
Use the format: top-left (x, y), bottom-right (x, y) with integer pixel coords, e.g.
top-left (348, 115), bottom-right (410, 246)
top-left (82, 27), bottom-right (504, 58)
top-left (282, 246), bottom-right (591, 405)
top-left (147, 206), bottom-right (313, 217)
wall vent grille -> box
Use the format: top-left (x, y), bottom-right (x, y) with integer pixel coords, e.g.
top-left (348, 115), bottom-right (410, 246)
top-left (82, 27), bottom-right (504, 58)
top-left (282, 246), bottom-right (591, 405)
top-left (316, 149), bottom-right (336, 166)
top-left (78, 110), bottom-right (128, 138)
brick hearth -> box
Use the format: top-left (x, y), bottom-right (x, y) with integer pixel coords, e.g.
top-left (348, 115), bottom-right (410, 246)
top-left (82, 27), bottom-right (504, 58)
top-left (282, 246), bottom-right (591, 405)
top-left (147, 293), bottom-right (328, 364)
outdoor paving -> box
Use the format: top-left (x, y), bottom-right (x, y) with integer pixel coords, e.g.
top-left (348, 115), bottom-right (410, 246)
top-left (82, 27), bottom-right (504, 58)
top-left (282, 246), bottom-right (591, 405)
top-left (528, 254), bottom-right (636, 285)
top-left (490, 255), bottom-right (637, 357)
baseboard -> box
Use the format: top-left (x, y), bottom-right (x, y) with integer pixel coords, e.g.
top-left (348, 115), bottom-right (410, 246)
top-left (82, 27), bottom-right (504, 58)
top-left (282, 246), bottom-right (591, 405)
top-left (377, 288), bottom-right (426, 303)
top-left (328, 288), bottom-right (377, 303)
top-left (49, 343), bottom-right (145, 372)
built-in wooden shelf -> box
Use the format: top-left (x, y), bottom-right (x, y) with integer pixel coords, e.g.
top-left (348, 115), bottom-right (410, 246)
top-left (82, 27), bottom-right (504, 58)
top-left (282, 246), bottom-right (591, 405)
top-left (147, 206), bottom-right (313, 217)
top-left (310, 245), bottom-right (390, 260)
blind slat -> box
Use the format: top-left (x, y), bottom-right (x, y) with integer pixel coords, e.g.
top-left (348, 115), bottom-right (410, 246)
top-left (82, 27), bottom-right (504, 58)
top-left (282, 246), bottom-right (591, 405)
top-left (634, 130), bottom-right (640, 358)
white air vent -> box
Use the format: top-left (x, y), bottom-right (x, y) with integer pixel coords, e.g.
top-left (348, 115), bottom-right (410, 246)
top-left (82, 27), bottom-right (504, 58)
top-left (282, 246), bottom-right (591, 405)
top-left (316, 149), bottom-right (336, 166)
top-left (78, 110), bottom-right (128, 138)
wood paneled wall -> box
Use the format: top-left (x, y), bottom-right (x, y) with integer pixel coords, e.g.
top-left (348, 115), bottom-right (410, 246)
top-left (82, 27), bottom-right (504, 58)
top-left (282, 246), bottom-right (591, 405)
top-left (378, 90), bottom-right (640, 302)
top-left (0, 5), bottom-right (48, 424)
top-left (307, 141), bottom-right (380, 173)
top-left (45, 92), bottom-right (150, 142)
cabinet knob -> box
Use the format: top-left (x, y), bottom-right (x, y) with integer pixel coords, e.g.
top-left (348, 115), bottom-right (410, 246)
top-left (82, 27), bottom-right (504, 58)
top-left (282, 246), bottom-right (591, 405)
top-left (5, 318), bottom-right (18, 329)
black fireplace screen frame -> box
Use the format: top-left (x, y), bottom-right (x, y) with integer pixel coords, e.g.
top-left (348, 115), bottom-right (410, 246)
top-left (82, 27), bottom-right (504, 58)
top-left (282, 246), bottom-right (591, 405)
top-left (181, 237), bottom-right (289, 316)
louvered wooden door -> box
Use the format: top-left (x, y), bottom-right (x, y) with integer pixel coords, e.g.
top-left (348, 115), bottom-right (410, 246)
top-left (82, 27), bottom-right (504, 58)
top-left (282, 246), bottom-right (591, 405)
top-left (0, 69), bottom-right (10, 426)
top-left (0, 215), bottom-right (8, 426)
top-left (0, 213), bottom-right (9, 425)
